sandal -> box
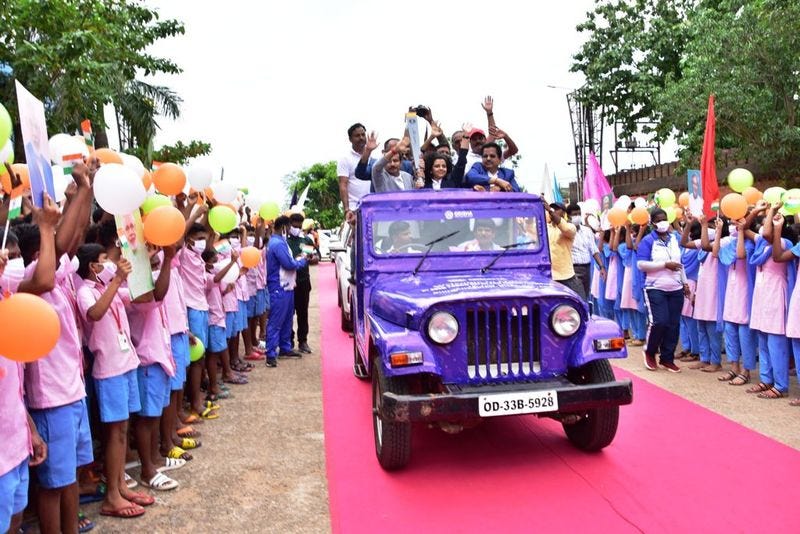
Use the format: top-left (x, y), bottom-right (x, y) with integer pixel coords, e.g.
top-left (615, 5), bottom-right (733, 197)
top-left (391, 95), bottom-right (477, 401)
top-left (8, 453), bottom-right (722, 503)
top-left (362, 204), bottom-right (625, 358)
top-left (78, 512), bottom-right (95, 533)
top-left (141, 472), bottom-right (179, 491)
top-left (789, 398), bottom-right (800, 407)
top-left (99, 504), bottom-right (145, 518)
top-left (123, 491), bottom-right (155, 507)
top-left (746, 382), bottom-right (772, 394)
top-left (223, 374), bottom-right (248, 385)
top-left (191, 407), bottom-right (219, 420)
top-left (757, 387), bottom-right (785, 399)
top-left (178, 437), bottom-right (201, 450)
top-left (156, 454), bottom-right (192, 473)
top-left (717, 370), bottom-right (737, 381)
top-left (100, 472), bottom-right (138, 489)
top-left (728, 373), bottom-right (750, 386)
top-left (164, 446), bottom-right (192, 462)
top-left (79, 483), bottom-right (106, 504)
top-left (182, 413), bottom-right (202, 425)
top-left (680, 353), bottom-right (700, 362)
top-left (176, 426), bottom-right (201, 438)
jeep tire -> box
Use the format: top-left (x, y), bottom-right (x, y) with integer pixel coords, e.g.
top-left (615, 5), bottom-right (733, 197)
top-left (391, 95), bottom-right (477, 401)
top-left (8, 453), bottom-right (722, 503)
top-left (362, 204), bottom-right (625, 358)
top-left (340, 295), bottom-right (352, 332)
top-left (372, 362), bottom-right (411, 470)
top-left (563, 359), bottom-right (619, 452)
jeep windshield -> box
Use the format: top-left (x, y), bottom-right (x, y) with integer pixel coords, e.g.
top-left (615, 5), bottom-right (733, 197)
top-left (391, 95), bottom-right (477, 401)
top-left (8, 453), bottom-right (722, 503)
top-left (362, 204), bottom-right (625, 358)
top-left (370, 209), bottom-right (541, 256)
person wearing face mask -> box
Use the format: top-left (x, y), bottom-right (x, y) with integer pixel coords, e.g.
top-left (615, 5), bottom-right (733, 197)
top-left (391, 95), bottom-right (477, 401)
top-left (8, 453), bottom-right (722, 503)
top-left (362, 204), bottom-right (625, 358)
top-left (287, 211), bottom-right (318, 354)
top-left (265, 216), bottom-right (309, 367)
top-left (566, 203), bottom-right (606, 301)
top-left (75, 245), bottom-right (155, 517)
top-left (543, 202), bottom-right (584, 298)
top-left (637, 208), bottom-right (690, 372)
top-left (680, 212), bottom-right (727, 373)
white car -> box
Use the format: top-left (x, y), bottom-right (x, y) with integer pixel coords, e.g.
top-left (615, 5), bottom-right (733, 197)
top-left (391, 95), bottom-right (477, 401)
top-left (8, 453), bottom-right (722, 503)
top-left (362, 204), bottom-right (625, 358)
top-left (318, 229), bottom-right (333, 261)
top-left (331, 223), bottom-right (353, 331)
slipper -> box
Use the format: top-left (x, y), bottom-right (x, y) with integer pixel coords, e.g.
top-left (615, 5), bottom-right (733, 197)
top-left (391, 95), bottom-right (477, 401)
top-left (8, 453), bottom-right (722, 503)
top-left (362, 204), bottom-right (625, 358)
top-left (99, 504), bottom-right (146, 518)
top-left (728, 373), bottom-right (750, 386)
top-left (205, 400), bottom-right (221, 411)
top-left (141, 472), bottom-right (179, 491)
top-left (164, 446), bottom-right (192, 462)
top-left (757, 387), bottom-right (785, 399)
top-left (244, 352), bottom-right (264, 361)
top-left (717, 370), bottom-right (738, 381)
top-left (79, 483), bottom-right (106, 504)
top-left (78, 512), bottom-right (95, 533)
top-left (182, 414), bottom-right (201, 425)
top-left (123, 492), bottom-right (155, 507)
top-left (176, 426), bottom-right (201, 438)
top-left (191, 407), bottom-right (219, 420)
top-left (789, 398), bottom-right (800, 407)
top-left (223, 375), bottom-right (248, 385)
top-left (178, 437), bottom-right (201, 450)
top-left (159, 455), bottom-right (188, 471)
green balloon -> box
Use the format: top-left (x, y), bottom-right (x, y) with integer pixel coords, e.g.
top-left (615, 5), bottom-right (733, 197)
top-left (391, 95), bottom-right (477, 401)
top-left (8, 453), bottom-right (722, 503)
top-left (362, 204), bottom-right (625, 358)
top-left (189, 338), bottom-right (205, 362)
top-left (140, 194), bottom-right (172, 215)
top-left (665, 206), bottom-right (677, 223)
top-left (727, 168), bottom-right (753, 193)
top-left (0, 103), bottom-right (11, 149)
top-left (656, 188), bottom-right (676, 208)
top-left (208, 205), bottom-right (237, 234)
top-left (259, 201), bottom-right (280, 221)
top-left (763, 186), bottom-right (786, 205)
top-left (783, 188), bottom-right (800, 215)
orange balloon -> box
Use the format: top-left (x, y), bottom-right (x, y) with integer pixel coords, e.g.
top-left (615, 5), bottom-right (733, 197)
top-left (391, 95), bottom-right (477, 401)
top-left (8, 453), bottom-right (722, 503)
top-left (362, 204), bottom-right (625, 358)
top-left (94, 147), bottom-right (123, 164)
top-left (607, 207), bottom-right (628, 227)
top-left (240, 246), bottom-right (261, 268)
top-left (142, 170), bottom-right (153, 191)
top-left (631, 207), bottom-right (650, 225)
top-left (742, 186), bottom-right (762, 205)
top-left (674, 207), bottom-right (684, 220)
top-left (143, 206), bottom-right (186, 246)
top-left (678, 191), bottom-right (690, 208)
top-left (0, 293), bottom-right (61, 362)
top-left (1, 163), bottom-right (29, 194)
top-left (203, 187), bottom-right (214, 200)
top-left (720, 193), bottom-right (747, 220)
top-left (153, 163), bottom-right (186, 196)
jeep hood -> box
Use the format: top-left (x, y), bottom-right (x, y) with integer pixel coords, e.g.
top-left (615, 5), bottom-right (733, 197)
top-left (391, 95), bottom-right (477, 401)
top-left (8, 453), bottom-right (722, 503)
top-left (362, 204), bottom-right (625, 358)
top-left (369, 272), bottom-right (580, 328)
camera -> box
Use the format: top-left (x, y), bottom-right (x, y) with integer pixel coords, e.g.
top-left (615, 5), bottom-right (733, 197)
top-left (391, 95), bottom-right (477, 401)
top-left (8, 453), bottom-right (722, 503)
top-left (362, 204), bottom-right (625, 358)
top-left (413, 105), bottom-right (430, 117)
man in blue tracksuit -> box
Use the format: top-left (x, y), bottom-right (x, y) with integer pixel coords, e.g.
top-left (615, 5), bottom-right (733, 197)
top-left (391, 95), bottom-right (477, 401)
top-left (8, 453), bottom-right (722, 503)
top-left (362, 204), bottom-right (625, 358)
top-left (265, 215), bottom-right (308, 367)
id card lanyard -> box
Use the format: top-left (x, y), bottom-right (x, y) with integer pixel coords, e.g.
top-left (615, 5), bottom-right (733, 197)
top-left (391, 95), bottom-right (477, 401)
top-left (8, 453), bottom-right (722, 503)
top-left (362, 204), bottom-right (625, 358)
top-left (108, 302), bottom-right (131, 353)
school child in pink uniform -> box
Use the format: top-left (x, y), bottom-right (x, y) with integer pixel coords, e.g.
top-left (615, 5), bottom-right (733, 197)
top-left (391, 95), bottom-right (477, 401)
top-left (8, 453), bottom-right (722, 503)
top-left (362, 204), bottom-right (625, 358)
top-left (717, 218), bottom-right (758, 385)
top-left (180, 220), bottom-right (214, 418)
top-left (678, 220), bottom-right (701, 361)
top-left (18, 188), bottom-right (95, 534)
top-left (0, 211), bottom-right (50, 534)
top-left (681, 214), bottom-right (725, 372)
top-left (605, 227), bottom-right (625, 328)
top-left (126, 247), bottom-right (179, 491)
top-left (770, 213), bottom-right (800, 404)
top-left (619, 224), bottom-right (647, 344)
top-left (76, 246), bottom-right (153, 517)
top-left (746, 205), bottom-right (792, 399)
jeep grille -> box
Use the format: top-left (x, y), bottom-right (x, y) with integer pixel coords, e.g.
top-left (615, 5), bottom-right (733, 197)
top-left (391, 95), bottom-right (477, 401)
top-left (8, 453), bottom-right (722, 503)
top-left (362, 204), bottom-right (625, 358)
top-left (465, 304), bottom-right (541, 380)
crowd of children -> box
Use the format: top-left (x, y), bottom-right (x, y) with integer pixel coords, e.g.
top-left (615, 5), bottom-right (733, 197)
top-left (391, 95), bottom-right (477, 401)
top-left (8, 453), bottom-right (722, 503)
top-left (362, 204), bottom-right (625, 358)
top-left (587, 200), bottom-right (800, 402)
top-left (0, 159), bottom-right (311, 533)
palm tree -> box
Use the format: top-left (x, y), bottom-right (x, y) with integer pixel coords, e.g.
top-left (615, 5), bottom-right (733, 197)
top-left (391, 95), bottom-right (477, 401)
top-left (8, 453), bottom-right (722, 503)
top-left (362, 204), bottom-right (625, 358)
top-left (112, 79), bottom-right (182, 163)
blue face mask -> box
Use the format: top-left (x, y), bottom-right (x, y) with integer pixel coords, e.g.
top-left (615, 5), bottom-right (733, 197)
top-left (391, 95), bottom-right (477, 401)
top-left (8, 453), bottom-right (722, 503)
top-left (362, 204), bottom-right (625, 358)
top-left (216, 243), bottom-right (232, 255)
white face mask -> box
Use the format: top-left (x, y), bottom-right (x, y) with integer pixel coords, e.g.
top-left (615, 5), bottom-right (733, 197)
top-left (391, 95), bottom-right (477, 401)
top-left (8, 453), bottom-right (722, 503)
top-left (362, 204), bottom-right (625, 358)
top-left (6, 257), bottom-right (24, 273)
top-left (570, 216), bottom-right (582, 226)
top-left (96, 261), bottom-right (117, 285)
top-left (229, 237), bottom-right (241, 247)
top-left (289, 227), bottom-right (302, 237)
top-left (216, 243), bottom-right (232, 255)
top-left (707, 229), bottom-right (717, 241)
top-left (655, 221), bottom-right (671, 233)
top-left (192, 239), bottom-right (206, 251)
top-left (728, 225), bottom-right (738, 237)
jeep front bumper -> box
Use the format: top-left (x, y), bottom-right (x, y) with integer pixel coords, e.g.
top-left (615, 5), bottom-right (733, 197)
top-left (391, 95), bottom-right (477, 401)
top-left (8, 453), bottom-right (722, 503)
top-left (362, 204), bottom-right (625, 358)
top-left (378, 378), bottom-right (633, 423)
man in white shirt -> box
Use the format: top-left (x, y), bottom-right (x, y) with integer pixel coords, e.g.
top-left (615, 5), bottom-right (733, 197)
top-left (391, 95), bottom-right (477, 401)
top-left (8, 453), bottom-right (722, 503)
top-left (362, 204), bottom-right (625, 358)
top-left (566, 203), bottom-right (606, 299)
top-left (337, 123), bottom-right (370, 218)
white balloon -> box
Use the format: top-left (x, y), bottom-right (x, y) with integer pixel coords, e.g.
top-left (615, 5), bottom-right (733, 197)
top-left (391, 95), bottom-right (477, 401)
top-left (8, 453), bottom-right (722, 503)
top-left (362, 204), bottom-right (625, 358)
top-left (119, 153), bottom-right (146, 179)
top-left (49, 134), bottom-right (87, 164)
top-left (51, 165), bottom-right (69, 203)
top-left (583, 198), bottom-right (601, 214)
top-left (613, 195), bottom-right (631, 210)
top-left (634, 197), bottom-right (647, 209)
top-left (245, 194), bottom-right (262, 212)
top-left (211, 181), bottom-right (237, 203)
top-left (187, 165), bottom-right (213, 190)
top-left (215, 261), bottom-right (239, 285)
top-left (93, 163), bottom-right (146, 215)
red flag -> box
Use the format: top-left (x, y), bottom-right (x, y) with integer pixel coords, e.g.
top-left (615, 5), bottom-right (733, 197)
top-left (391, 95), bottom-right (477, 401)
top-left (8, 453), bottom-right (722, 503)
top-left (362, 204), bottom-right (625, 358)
top-left (700, 94), bottom-right (719, 218)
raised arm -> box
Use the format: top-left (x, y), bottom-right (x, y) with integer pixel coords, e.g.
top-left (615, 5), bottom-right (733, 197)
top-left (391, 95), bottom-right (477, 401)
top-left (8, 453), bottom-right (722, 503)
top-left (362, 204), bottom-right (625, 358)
top-left (490, 126), bottom-right (519, 160)
top-left (610, 227), bottom-right (621, 252)
top-left (482, 96), bottom-right (497, 139)
top-left (214, 249), bottom-right (239, 283)
top-left (699, 217), bottom-right (712, 252)
top-left (18, 194), bottom-right (60, 295)
top-left (55, 161), bottom-right (94, 257)
top-left (711, 217), bottom-right (723, 257)
top-left (735, 219), bottom-right (747, 260)
top-left (761, 204), bottom-right (777, 242)
top-left (153, 245), bottom-right (175, 301)
top-left (87, 258), bottom-right (131, 321)
top-left (771, 214), bottom-right (795, 262)
top-left (355, 131), bottom-right (378, 182)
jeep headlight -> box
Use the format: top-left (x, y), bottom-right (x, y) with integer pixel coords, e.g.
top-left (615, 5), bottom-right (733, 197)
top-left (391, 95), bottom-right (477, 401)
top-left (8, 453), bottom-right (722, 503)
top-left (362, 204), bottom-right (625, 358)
top-left (427, 311), bottom-right (459, 344)
top-left (551, 304), bottom-right (581, 337)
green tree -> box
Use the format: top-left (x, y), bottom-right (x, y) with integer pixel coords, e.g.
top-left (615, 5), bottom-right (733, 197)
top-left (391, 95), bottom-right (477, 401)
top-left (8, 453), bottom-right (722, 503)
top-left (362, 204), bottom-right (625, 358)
top-left (0, 0), bottom-right (184, 157)
top-left (571, 0), bottom-right (694, 139)
top-left (283, 161), bottom-right (342, 229)
top-left (128, 139), bottom-right (212, 167)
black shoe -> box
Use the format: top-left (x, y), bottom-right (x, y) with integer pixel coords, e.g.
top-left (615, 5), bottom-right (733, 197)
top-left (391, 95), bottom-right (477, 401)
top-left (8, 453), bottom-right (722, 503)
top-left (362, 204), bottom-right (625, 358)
top-left (278, 350), bottom-right (302, 358)
top-left (298, 342), bottom-right (312, 354)
top-left (265, 358), bottom-right (278, 368)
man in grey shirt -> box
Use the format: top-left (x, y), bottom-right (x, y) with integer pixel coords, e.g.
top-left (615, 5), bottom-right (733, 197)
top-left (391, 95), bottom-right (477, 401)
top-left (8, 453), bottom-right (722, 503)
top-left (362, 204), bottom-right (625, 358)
top-left (566, 203), bottom-right (606, 299)
top-left (371, 136), bottom-right (416, 192)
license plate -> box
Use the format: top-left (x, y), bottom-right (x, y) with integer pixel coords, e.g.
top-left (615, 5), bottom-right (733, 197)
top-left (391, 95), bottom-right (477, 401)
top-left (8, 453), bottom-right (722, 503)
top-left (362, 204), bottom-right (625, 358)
top-left (478, 390), bottom-right (558, 417)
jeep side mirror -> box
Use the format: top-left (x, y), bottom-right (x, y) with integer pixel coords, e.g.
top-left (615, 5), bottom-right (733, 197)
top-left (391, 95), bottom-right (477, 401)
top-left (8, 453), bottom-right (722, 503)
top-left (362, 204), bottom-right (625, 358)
top-left (329, 246), bottom-right (347, 253)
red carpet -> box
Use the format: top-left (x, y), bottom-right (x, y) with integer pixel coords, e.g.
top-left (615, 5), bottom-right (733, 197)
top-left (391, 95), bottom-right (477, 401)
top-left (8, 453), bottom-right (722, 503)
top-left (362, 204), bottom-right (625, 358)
top-left (318, 263), bottom-right (800, 533)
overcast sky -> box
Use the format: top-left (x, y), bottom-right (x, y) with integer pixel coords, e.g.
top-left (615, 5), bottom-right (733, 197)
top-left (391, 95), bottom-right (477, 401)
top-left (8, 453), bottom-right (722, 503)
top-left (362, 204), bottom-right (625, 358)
top-left (145, 0), bottom-right (676, 202)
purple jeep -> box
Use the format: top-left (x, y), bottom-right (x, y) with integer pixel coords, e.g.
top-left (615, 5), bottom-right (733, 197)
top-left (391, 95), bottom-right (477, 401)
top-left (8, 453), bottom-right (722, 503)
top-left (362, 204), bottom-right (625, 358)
top-left (351, 191), bottom-right (633, 470)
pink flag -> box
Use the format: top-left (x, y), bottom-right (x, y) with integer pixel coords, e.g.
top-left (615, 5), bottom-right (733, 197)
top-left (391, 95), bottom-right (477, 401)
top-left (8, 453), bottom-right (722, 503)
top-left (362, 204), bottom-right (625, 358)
top-left (583, 152), bottom-right (613, 203)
